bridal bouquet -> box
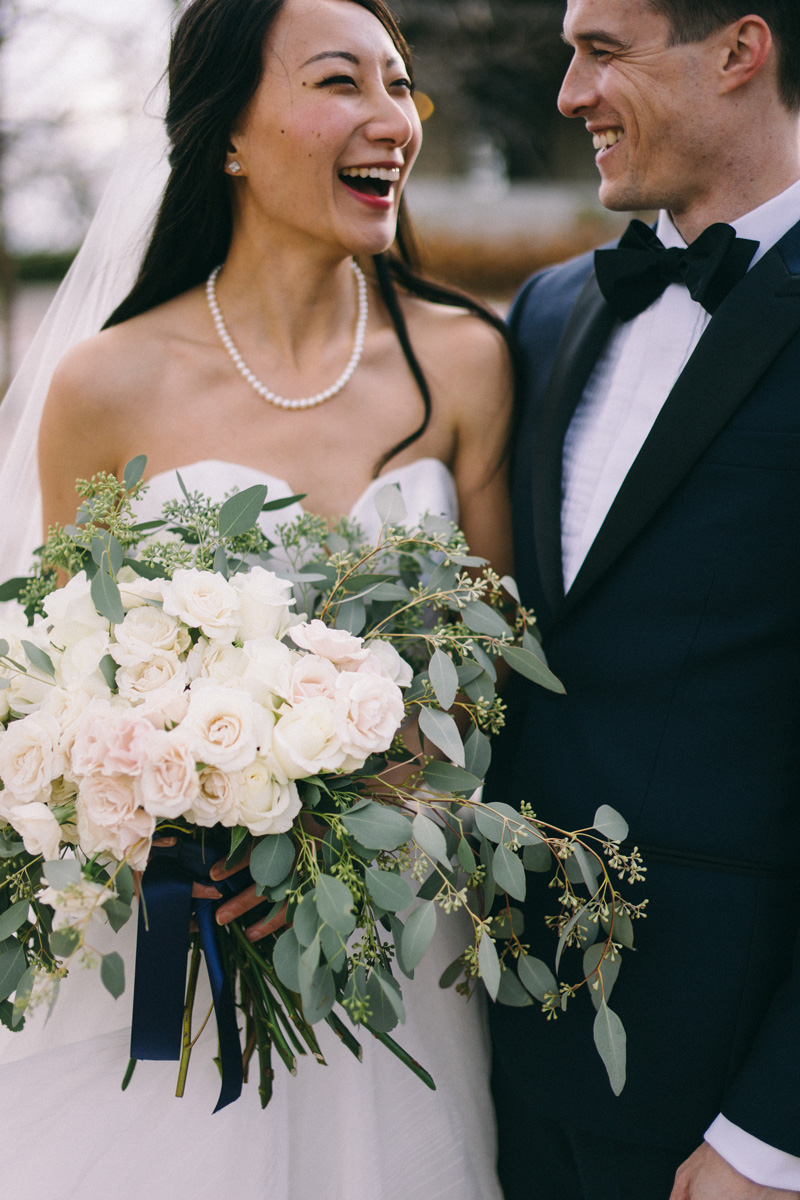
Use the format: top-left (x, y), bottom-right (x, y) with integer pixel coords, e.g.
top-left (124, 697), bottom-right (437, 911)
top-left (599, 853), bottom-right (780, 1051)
top-left (0, 456), bottom-right (645, 1105)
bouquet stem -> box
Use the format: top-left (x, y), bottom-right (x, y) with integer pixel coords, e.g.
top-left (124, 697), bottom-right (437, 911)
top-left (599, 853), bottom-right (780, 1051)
top-left (176, 934), bottom-right (202, 1099)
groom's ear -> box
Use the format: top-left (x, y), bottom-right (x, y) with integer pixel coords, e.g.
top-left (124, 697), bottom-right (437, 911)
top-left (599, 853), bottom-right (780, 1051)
top-left (716, 16), bottom-right (773, 96)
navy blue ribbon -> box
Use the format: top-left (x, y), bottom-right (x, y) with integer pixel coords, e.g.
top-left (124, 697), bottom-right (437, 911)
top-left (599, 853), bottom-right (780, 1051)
top-left (130, 830), bottom-right (246, 1112)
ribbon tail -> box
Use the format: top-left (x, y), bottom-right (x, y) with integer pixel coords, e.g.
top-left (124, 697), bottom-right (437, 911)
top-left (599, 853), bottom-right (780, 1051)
top-left (195, 899), bottom-right (243, 1112)
top-left (131, 856), bottom-right (194, 1062)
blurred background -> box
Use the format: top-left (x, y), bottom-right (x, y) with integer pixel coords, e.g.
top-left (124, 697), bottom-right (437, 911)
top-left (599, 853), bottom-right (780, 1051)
top-left (0, 0), bottom-right (629, 390)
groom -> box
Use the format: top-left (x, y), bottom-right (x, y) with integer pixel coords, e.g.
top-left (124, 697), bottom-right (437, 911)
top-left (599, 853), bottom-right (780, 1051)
top-left (488, 2), bottom-right (800, 1198)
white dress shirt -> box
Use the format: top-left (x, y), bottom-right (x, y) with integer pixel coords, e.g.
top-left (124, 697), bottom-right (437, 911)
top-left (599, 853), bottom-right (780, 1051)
top-left (559, 175), bottom-right (800, 1189)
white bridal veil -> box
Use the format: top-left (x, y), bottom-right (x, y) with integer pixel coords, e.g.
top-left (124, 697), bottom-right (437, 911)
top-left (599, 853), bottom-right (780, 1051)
top-left (0, 91), bottom-right (170, 580)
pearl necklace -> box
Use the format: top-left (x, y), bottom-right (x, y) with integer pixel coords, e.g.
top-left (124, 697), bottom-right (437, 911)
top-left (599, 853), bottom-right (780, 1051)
top-left (206, 260), bottom-right (368, 411)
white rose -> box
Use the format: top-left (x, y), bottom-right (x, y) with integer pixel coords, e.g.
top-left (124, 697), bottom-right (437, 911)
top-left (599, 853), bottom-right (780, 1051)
top-left (187, 765), bottom-right (243, 828)
top-left (134, 687), bottom-right (191, 730)
top-left (42, 687), bottom-right (110, 764)
top-left (334, 671), bottom-right (405, 762)
top-left (289, 620), bottom-right (369, 667)
top-left (186, 639), bottom-right (247, 686)
top-left (76, 777), bottom-right (155, 869)
top-left (6, 801), bottom-right (62, 861)
top-left (4, 627), bottom-right (55, 714)
top-left (55, 628), bottom-right (111, 691)
top-left (361, 640), bottom-right (414, 688)
top-left (161, 569), bottom-right (240, 642)
top-left (40, 877), bottom-right (115, 931)
top-left (280, 654), bottom-right (339, 705)
top-left (43, 572), bottom-right (106, 632)
top-left (272, 697), bottom-right (348, 779)
top-left (179, 686), bottom-right (262, 772)
top-left (230, 567), bottom-right (295, 641)
top-left (239, 636), bottom-right (297, 707)
top-left (115, 653), bottom-right (189, 702)
top-left (238, 758), bottom-right (301, 835)
top-left (0, 710), bottom-right (65, 803)
top-left (137, 731), bottom-right (199, 818)
top-left (110, 606), bottom-right (191, 667)
top-left (71, 704), bottom-right (156, 778)
top-left (116, 570), bottom-right (167, 611)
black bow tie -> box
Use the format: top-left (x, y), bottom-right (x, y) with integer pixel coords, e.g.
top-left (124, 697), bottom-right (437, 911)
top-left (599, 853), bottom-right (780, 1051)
top-left (594, 219), bottom-right (759, 321)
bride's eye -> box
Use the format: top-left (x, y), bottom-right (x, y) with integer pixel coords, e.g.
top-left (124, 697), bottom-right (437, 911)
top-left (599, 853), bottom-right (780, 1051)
top-left (316, 74), bottom-right (357, 88)
top-left (390, 78), bottom-right (414, 94)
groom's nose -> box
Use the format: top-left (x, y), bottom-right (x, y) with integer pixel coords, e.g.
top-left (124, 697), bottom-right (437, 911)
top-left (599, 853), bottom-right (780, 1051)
top-left (558, 53), bottom-right (599, 118)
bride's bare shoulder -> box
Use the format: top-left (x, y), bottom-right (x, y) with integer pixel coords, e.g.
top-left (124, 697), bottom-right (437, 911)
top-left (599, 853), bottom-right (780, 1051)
top-left (46, 291), bottom-right (201, 421)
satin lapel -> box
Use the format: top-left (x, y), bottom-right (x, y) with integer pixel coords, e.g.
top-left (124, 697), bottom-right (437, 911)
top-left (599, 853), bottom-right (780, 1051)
top-left (564, 239), bottom-right (800, 616)
top-left (531, 272), bottom-right (616, 618)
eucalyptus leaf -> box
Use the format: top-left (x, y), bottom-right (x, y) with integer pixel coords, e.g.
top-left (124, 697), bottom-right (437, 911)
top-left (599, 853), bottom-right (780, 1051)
top-left (122, 455), bottom-right (147, 490)
top-left (99, 654), bottom-right (118, 690)
top-left (374, 482), bottom-right (407, 526)
top-left (101, 952), bottom-right (125, 1000)
top-left (456, 836), bottom-right (477, 875)
top-left (0, 901), bottom-right (29, 941)
top-left (412, 812), bottom-right (449, 866)
top-left (474, 801), bottom-right (528, 845)
top-left (491, 842), bottom-right (526, 902)
top-left (593, 805), bottom-right (629, 843)
top-left (401, 902), bottom-right (437, 971)
top-left (364, 867), bottom-right (413, 913)
top-left (573, 844), bottom-right (602, 894)
top-left (500, 645), bottom-right (565, 694)
top-left (438, 957), bottom-right (464, 989)
top-left (334, 598), bottom-right (366, 636)
top-left (50, 928), bottom-right (80, 959)
top-left (555, 904), bottom-right (589, 973)
top-left (480, 836), bottom-right (496, 911)
top-left (461, 600), bottom-right (512, 639)
top-left (0, 581), bottom-right (26, 605)
top-left (315, 874), bottom-right (356, 937)
top-left (225, 825), bottom-right (250, 868)
top-left (478, 933), bottom-right (500, 1000)
top-left (447, 552), bottom-right (487, 568)
top-left (500, 575), bottom-right (520, 602)
top-left (464, 726), bottom-right (492, 780)
top-left (262, 494), bottom-right (305, 512)
top-left (418, 706), bottom-right (465, 768)
top-left (464, 671), bottom-right (495, 707)
top-left (0, 944), bottom-right (25, 1003)
top-left (421, 760), bottom-right (482, 796)
top-left (319, 923), bottom-right (347, 973)
top-left (42, 859), bottom-right (81, 890)
top-left (496, 965), bottom-right (533, 1007)
top-left (250, 833), bottom-right (295, 889)
top-left (21, 641), bottom-right (55, 680)
top-left (490, 907), bottom-right (525, 939)
top-left (470, 643), bottom-right (498, 682)
top-left (115, 864), bottom-right (135, 906)
top-left (341, 802), bottom-right (412, 852)
top-left (11, 963), bottom-right (36, 1027)
top-left (103, 898), bottom-right (132, 933)
top-left (301, 962), bottom-right (335, 1025)
top-left (583, 942), bottom-right (622, 1011)
top-left (523, 841), bottom-right (553, 873)
top-left (594, 1001), bottom-right (627, 1096)
top-left (91, 571), bottom-right (124, 624)
top-left (273, 928), bottom-right (302, 992)
top-left (292, 892), bottom-right (320, 948)
top-left (213, 546), bottom-right (229, 579)
top-left (218, 485), bottom-right (269, 538)
top-left (429, 649), bottom-right (459, 711)
top-left (517, 953), bottom-right (558, 1001)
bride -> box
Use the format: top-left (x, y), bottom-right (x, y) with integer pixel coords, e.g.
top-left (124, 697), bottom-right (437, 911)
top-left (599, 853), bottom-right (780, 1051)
top-left (0, 0), bottom-right (513, 1196)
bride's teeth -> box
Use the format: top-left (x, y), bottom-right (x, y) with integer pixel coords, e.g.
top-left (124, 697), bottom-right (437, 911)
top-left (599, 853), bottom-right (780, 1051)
top-left (340, 167), bottom-right (401, 182)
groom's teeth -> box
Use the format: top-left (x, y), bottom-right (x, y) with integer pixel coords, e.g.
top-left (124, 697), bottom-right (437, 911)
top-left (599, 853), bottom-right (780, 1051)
top-left (340, 167), bottom-right (400, 182)
top-left (592, 130), bottom-right (622, 151)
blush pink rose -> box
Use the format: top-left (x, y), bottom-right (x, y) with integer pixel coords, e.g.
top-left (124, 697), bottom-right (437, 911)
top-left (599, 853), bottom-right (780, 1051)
top-left (289, 621), bottom-right (369, 667)
top-left (334, 671), bottom-right (405, 761)
top-left (71, 705), bottom-right (156, 778)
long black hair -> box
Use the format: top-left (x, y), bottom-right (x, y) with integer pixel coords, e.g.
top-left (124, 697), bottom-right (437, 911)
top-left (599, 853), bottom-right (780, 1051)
top-left (104, 0), bottom-right (510, 474)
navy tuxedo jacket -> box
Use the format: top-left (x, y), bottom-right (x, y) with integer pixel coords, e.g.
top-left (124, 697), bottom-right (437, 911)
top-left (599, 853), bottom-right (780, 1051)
top-left (488, 218), bottom-right (800, 1153)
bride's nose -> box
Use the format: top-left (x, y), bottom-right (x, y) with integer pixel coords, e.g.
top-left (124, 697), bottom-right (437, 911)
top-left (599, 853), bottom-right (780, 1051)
top-left (363, 87), bottom-right (416, 148)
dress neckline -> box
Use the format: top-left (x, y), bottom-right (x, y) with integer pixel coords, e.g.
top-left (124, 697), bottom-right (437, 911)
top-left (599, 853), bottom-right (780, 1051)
top-left (142, 456), bottom-right (455, 521)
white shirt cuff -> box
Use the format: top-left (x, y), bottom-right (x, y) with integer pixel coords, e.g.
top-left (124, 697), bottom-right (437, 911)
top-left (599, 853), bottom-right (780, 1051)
top-left (705, 1114), bottom-right (800, 1190)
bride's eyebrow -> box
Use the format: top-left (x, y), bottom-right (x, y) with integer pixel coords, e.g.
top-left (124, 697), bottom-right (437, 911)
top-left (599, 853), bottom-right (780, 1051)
top-left (301, 50), bottom-right (403, 69)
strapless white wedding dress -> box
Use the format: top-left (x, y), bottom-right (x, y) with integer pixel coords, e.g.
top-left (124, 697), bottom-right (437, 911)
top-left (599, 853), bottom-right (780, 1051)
top-left (0, 459), bottom-right (502, 1200)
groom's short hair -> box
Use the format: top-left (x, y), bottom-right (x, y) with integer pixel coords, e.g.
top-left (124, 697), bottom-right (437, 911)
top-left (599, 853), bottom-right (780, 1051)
top-left (648, 1), bottom-right (800, 111)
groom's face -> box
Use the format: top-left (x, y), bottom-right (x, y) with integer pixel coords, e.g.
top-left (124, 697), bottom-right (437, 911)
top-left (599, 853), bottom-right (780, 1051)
top-left (559, 0), bottom-right (723, 216)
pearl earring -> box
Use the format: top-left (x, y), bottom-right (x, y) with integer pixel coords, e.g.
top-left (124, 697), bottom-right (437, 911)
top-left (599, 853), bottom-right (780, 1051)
top-left (227, 161), bottom-right (243, 175)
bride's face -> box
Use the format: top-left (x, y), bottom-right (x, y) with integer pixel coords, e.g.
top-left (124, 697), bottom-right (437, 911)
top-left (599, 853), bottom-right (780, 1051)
top-left (228, 0), bottom-right (422, 257)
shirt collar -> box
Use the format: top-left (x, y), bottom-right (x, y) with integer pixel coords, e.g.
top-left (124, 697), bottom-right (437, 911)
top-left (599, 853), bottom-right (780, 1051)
top-left (656, 175), bottom-right (800, 265)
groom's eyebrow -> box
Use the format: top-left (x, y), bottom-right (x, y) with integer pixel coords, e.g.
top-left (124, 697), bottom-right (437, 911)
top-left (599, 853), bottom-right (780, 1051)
top-left (561, 29), bottom-right (631, 48)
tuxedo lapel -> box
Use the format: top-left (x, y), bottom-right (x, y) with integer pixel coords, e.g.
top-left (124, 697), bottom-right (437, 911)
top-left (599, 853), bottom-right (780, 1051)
top-left (530, 273), bottom-right (616, 617)
top-left (562, 233), bottom-right (800, 616)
